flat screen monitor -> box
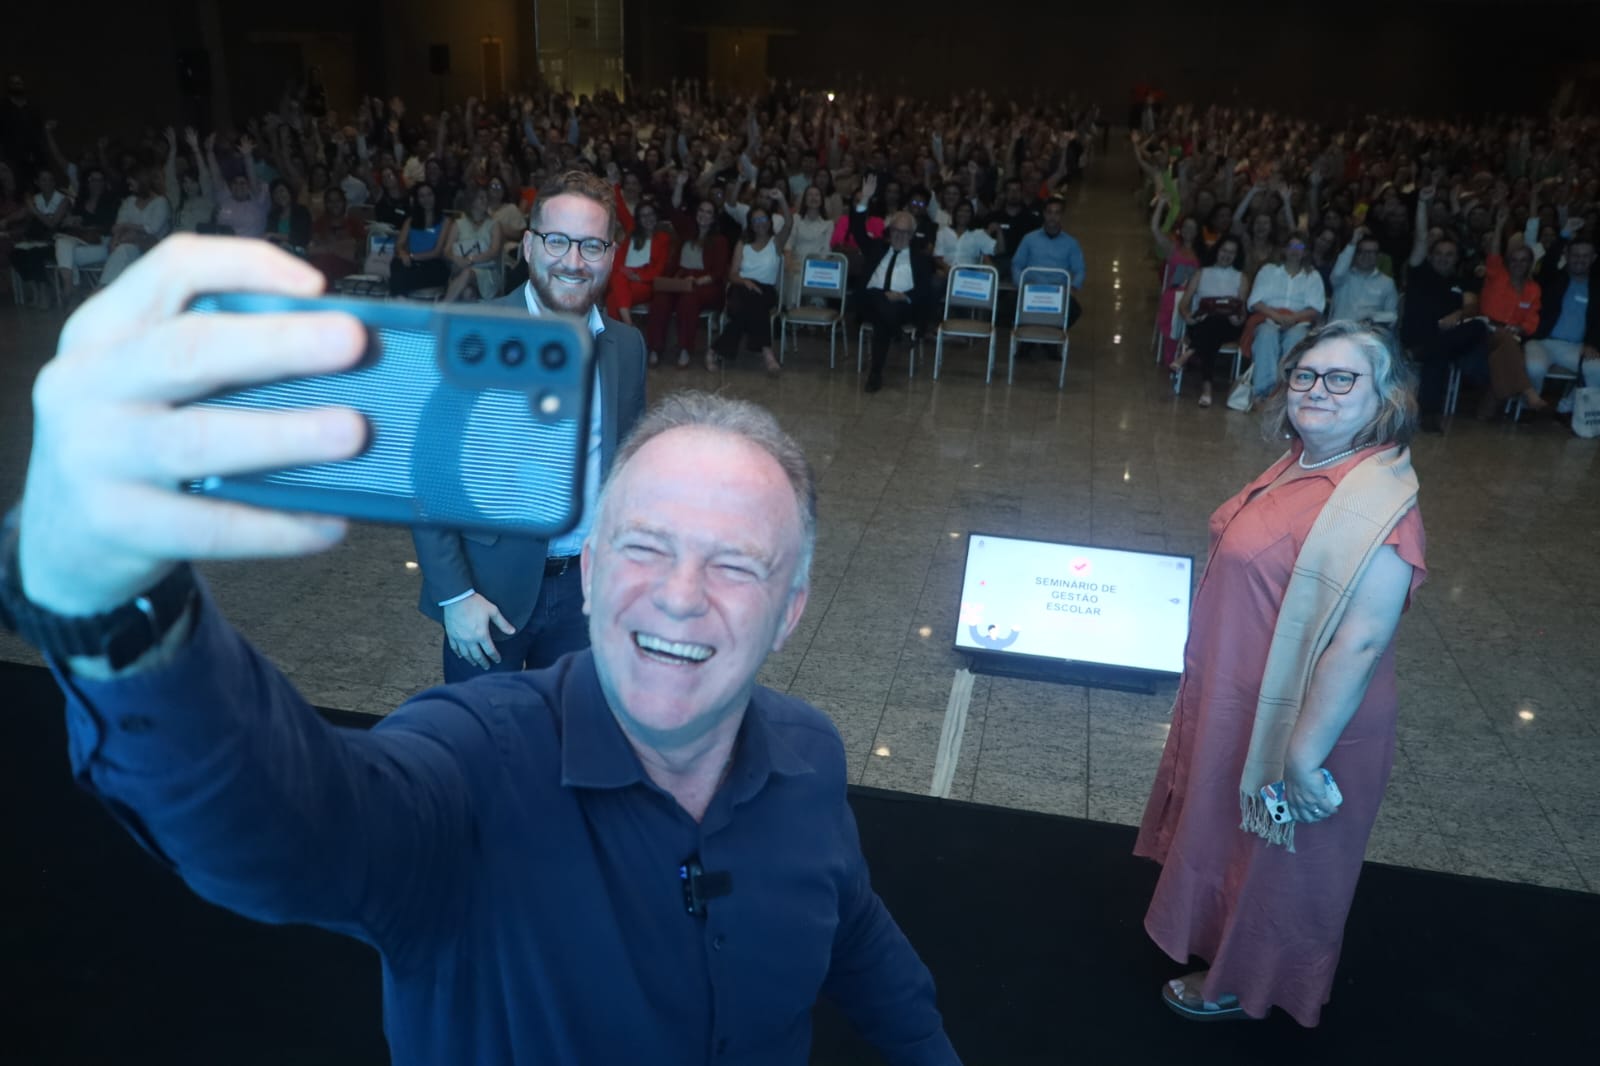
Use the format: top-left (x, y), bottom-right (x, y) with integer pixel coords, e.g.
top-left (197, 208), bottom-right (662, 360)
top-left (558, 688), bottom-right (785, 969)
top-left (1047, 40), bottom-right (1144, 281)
top-left (954, 533), bottom-right (1193, 678)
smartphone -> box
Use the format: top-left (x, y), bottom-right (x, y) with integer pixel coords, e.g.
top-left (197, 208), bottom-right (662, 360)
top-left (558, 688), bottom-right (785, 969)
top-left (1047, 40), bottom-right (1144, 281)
top-left (184, 293), bottom-right (593, 537)
top-left (1261, 769), bottom-right (1343, 825)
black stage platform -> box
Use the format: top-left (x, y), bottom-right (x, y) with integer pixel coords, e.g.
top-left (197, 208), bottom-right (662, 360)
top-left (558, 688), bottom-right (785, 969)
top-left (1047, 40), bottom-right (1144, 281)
top-left (3, 661), bottom-right (1591, 1064)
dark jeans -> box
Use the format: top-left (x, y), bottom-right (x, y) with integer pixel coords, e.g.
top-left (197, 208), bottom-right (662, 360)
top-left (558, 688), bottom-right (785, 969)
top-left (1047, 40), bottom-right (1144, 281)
top-left (390, 256), bottom-right (449, 297)
top-left (1415, 320), bottom-right (1491, 416)
top-left (440, 566), bottom-right (589, 683)
top-left (714, 281), bottom-right (777, 356)
top-left (1186, 315), bottom-right (1243, 384)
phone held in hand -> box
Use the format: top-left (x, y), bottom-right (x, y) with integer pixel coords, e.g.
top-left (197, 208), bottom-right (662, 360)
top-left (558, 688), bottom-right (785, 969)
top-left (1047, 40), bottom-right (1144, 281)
top-left (1261, 768), bottom-right (1343, 825)
top-left (185, 293), bottom-right (593, 537)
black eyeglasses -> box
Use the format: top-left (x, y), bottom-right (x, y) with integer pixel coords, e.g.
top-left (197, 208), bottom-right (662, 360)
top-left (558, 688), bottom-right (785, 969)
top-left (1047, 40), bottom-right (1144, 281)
top-left (890, 226), bottom-right (916, 236)
top-left (1287, 368), bottom-right (1363, 394)
top-left (530, 230), bottom-right (613, 262)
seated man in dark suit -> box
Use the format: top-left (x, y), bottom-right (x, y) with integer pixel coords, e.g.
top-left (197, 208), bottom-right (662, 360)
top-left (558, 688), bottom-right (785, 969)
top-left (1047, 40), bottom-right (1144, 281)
top-left (850, 173), bottom-right (936, 394)
top-left (413, 170), bottom-right (648, 682)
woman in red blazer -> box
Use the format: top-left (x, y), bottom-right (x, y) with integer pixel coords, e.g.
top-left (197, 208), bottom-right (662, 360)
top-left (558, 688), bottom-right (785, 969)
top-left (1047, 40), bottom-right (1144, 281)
top-left (647, 199), bottom-right (731, 368)
top-left (604, 199), bottom-right (671, 329)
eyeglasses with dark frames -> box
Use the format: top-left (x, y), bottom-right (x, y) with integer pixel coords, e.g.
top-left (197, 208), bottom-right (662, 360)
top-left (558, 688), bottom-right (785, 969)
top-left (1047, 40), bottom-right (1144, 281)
top-left (1286, 367), bottom-right (1363, 394)
top-left (529, 229), bottom-right (613, 262)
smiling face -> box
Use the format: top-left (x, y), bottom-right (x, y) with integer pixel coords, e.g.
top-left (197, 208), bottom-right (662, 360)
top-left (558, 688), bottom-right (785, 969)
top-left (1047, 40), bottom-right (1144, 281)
top-left (1284, 238), bottom-right (1306, 271)
top-left (524, 191), bottom-right (614, 314)
top-left (1354, 238), bottom-right (1381, 272)
top-left (1286, 336), bottom-right (1380, 455)
top-left (1506, 244), bottom-right (1533, 282)
top-left (1428, 239), bottom-right (1458, 278)
top-left (1567, 240), bottom-right (1595, 278)
top-left (581, 427), bottom-right (809, 752)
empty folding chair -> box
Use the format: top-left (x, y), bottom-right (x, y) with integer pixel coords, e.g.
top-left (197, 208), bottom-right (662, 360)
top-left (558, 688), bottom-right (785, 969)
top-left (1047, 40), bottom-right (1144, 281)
top-left (1007, 267), bottom-right (1072, 388)
top-left (779, 253), bottom-right (849, 367)
top-left (933, 264), bottom-right (1001, 382)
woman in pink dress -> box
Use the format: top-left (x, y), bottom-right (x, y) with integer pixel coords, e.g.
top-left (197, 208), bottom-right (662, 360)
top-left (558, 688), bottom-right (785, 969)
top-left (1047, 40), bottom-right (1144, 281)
top-left (1151, 199), bottom-right (1200, 367)
top-left (1135, 321), bottom-right (1427, 1027)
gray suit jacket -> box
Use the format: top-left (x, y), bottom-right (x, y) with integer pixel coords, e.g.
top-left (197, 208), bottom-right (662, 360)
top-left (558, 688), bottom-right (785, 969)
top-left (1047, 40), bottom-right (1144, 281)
top-left (411, 285), bottom-right (648, 630)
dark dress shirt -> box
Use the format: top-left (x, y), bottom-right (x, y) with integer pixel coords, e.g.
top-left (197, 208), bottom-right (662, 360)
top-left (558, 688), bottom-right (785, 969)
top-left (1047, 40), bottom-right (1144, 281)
top-left (54, 588), bottom-right (958, 1066)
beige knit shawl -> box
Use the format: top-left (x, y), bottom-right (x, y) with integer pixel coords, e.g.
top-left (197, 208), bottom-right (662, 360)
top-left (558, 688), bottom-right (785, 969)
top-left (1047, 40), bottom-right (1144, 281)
top-left (1238, 445), bottom-right (1419, 851)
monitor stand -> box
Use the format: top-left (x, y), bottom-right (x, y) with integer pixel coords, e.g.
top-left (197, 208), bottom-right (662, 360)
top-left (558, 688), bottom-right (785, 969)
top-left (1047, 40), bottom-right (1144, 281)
top-left (964, 654), bottom-right (1165, 695)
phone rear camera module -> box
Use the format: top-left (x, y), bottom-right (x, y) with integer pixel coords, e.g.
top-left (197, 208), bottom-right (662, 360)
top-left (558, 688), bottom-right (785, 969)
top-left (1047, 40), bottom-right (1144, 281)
top-left (460, 333), bottom-right (487, 364)
top-left (500, 338), bottom-right (527, 367)
top-left (539, 342), bottom-right (567, 370)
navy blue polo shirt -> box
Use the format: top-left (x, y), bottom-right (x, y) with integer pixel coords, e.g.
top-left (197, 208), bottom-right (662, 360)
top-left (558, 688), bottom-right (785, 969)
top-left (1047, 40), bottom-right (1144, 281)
top-left (55, 587), bottom-right (958, 1065)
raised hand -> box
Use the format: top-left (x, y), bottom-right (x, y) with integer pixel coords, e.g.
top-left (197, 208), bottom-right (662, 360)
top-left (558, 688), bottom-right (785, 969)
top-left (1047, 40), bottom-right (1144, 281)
top-left (17, 238), bottom-right (367, 621)
top-left (238, 134), bottom-right (256, 155)
top-left (184, 126), bottom-right (200, 151)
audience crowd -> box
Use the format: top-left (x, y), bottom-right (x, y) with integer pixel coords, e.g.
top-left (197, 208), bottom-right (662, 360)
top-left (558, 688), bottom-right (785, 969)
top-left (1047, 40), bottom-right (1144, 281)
top-left (7, 70), bottom-right (1595, 420)
top-left (1, 72), bottom-right (1101, 390)
top-left (1135, 100), bottom-right (1600, 425)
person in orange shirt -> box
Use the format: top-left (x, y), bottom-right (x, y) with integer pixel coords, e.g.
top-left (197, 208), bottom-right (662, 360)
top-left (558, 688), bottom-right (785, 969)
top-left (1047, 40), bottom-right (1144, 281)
top-left (1478, 208), bottom-right (1546, 415)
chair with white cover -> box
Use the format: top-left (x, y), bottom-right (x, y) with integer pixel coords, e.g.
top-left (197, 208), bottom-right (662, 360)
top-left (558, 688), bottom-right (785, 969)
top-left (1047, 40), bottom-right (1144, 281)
top-left (933, 264), bottom-right (1001, 382)
top-left (1008, 267), bottom-right (1072, 388)
top-left (779, 253), bottom-right (849, 367)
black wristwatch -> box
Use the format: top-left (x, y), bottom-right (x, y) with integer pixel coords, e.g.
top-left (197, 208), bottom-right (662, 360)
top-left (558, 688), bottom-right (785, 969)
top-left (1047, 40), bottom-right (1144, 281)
top-left (0, 509), bottom-right (198, 670)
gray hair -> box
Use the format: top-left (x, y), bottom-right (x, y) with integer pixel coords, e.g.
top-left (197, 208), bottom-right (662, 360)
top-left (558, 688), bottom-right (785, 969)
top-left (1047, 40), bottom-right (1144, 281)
top-left (594, 391), bottom-right (817, 588)
top-left (1260, 320), bottom-right (1418, 449)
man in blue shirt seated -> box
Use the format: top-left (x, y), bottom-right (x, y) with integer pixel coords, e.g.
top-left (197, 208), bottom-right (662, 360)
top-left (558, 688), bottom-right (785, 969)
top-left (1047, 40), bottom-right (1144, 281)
top-left (2, 236), bottom-right (961, 1066)
top-left (1524, 235), bottom-right (1600, 398)
top-left (1009, 197), bottom-right (1085, 337)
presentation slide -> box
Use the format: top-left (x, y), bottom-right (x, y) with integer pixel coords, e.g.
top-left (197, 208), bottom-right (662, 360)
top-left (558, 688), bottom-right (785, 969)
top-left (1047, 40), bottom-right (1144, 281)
top-left (954, 534), bottom-right (1192, 675)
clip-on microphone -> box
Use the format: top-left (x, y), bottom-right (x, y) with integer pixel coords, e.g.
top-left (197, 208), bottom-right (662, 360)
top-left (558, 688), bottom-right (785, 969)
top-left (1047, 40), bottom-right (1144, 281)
top-left (679, 856), bottom-right (734, 917)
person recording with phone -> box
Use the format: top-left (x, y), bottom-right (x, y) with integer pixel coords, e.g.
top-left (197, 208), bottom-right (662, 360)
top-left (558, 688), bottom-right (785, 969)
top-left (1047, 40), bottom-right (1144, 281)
top-left (412, 170), bottom-right (647, 683)
top-left (0, 237), bottom-right (956, 1064)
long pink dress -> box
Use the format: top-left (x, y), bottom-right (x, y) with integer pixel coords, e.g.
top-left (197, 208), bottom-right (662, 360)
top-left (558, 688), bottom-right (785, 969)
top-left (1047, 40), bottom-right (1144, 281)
top-left (1134, 444), bottom-right (1427, 1027)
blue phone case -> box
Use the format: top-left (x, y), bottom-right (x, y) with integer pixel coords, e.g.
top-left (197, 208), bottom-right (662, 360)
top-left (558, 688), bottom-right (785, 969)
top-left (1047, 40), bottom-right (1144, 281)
top-left (185, 293), bottom-right (594, 536)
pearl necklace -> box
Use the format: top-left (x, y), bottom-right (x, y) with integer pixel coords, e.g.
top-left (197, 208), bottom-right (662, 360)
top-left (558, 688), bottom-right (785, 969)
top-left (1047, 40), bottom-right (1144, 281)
top-left (1299, 446), bottom-right (1358, 470)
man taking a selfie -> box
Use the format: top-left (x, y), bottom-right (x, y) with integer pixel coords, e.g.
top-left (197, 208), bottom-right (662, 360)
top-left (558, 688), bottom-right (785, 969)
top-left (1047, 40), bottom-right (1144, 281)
top-left (413, 169), bottom-right (648, 683)
top-left (0, 236), bottom-right (960, 1064)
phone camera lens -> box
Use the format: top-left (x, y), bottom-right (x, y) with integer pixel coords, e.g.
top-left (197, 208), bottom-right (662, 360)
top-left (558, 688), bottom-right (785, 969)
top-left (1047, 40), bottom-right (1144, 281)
top-left (500, 339), bottom-right (527, 367)
top-left (539, 342), bottom-right (567, 370)
top-left (460, 333), bottom-right (487, 364)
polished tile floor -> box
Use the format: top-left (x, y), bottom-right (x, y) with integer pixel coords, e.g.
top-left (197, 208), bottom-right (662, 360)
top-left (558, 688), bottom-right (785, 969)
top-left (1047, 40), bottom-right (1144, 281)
top-left (2, 151), bottom-right (1596, 893)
